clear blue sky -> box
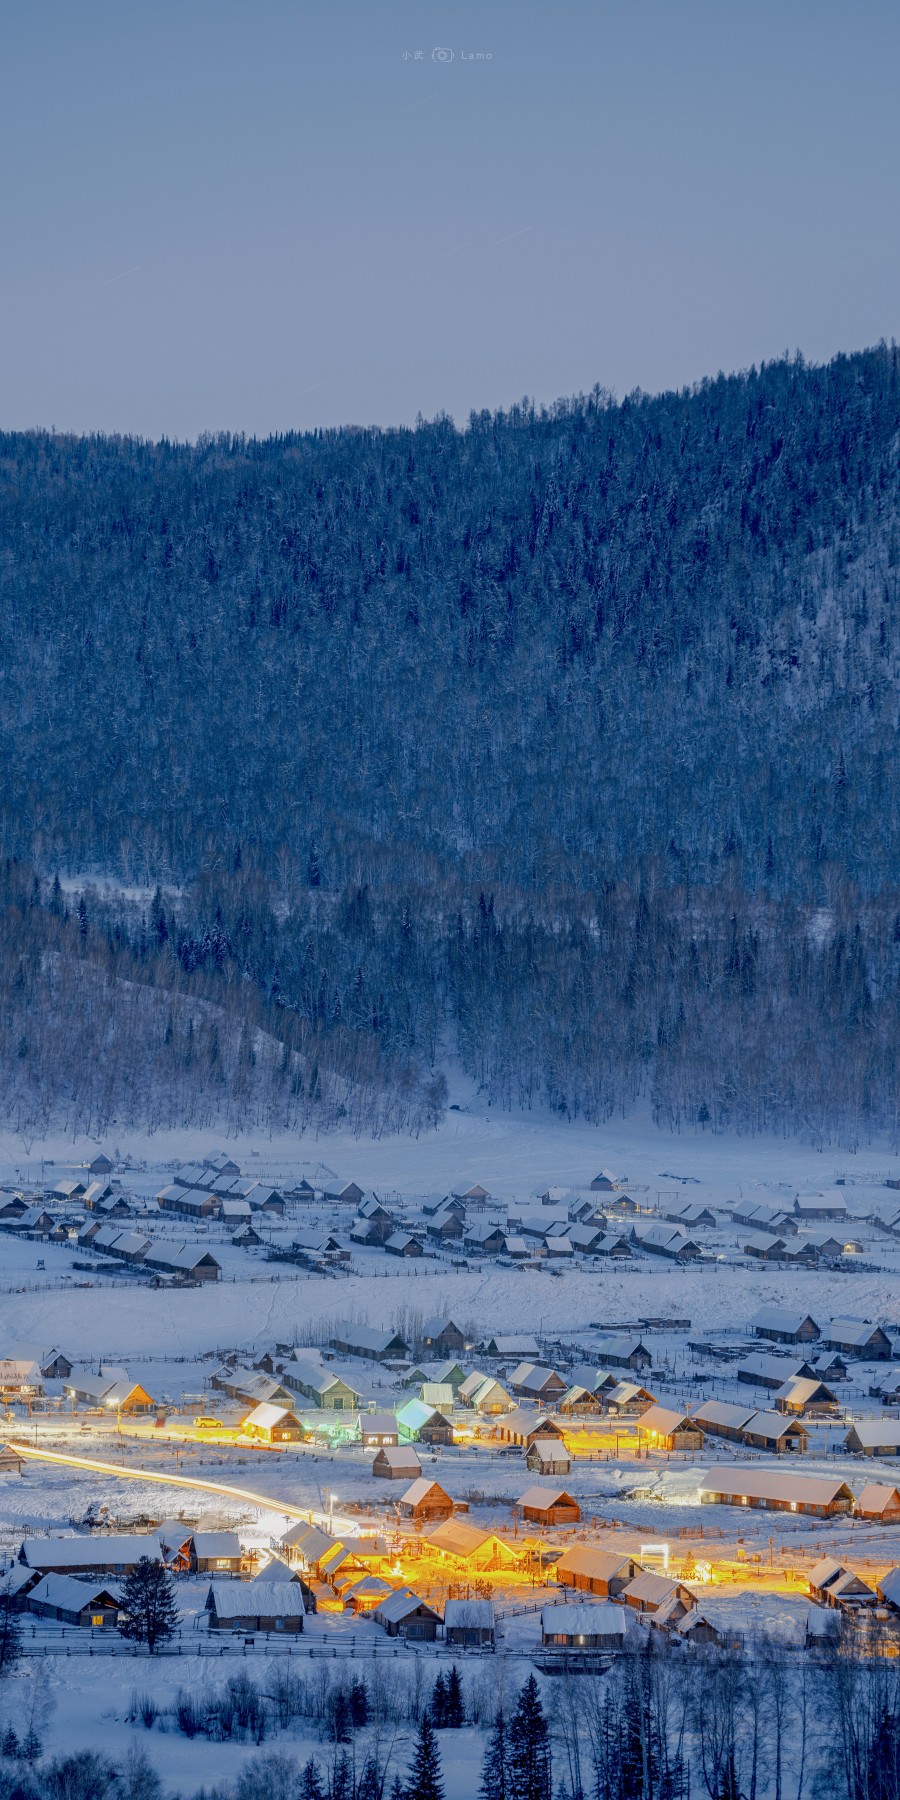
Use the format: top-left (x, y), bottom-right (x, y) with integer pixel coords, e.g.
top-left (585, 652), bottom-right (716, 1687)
top-left (1, 0), bottom-right (897, 439)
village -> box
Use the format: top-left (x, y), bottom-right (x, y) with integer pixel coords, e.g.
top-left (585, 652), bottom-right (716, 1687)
top-left (0, 1133), bottom-right (899, 1791)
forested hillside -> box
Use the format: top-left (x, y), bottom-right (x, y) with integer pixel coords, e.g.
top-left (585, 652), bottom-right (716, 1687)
top-left (1, 345), bottom-right (899, 1141)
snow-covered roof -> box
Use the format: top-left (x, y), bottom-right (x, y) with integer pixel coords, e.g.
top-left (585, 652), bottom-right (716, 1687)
top-left (855, 1483), bottom-right (900, 1515)
top-left (555, 1546), bottom-right (633, 1581)
top-left (517, 1485), bottom-right (576, 1511)
top-left (189, 1532), bottom-right (241, 1558)
top-left (846, 1420), bottom-right (900, 1449)
top-left (444, 1598), bottom-right (494, 1626)
top-left (22, 1535), bottom-right (163, 1568)
top-left (27, 1574), bottom-right (122, 1612)
top-left (751, 1305), bottom-right (819, 1335)
top-left (373, 1589), bottom-right (436, 1625)
top-left (700, 1468), bottom-right (851, 1506)
top-left (543, 1601), bottom-right (626, 1637)
top-left (206, 1582), bottom-right (305, 1619)
top-left (399, 1478), bottom-right (449, 1507)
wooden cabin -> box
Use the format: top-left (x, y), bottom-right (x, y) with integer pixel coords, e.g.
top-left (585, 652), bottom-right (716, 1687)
top-left (398, 1478), bottom-right (453, 1522)
top-left (517, 1484), bottom-right (580, 1526)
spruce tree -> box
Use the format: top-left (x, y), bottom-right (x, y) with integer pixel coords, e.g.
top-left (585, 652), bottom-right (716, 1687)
top-left (299, 1760), bottom-right (326, 1800)
top-left (332, 1689), bottom-right (351, 1743)
top-left (478, 1710), bottom-right (508, 1800)
top-left (118, 1557), bottom-right (179, 1653)
top-left (1, 1727), bottom-right (17, 1758)
top-left (405, 1712), bottom-right (445, 1800)
top-left (431, 1671), bottom-right (448, 1728)
top-left (508, 1676), bottom-right (551, 1800)
top-left (445, 1665), bottom-right (464, 1728)
top-left (350, 1676), bottom-right (369, 1728)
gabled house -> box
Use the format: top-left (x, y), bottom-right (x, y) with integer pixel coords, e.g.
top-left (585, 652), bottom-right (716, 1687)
top-left (517, 1485), bottom-right (580, 1525)
top-left (637, 1405), bottom-right (704, 1452)
top-left (396, 1400), bottom-right (453, 1446)
top-left (594, 1337), bottom-right (652, 1371)
top-left (823, 1318), bottom-right (893, 1361)
top-left (555, 1548), bottom-right (638, 1596)
top-left (750, 1306), bottom-right (820, 1344)
top-left (508, 1363), bottom-right (566, 1402)
top-left (855, 1483), bottom-right (900, 1522)
top-left (384, 1231), bottom-right (423, 1258)
top-left (420, 1317), bottom-right (467, 1353)
top-left (372, 1445), bottom-right (421, 1479)
top-left (844, 1421), bottom-right (900, 1457)
top-left (373, 1589), bottom-right (440, 1640)
top-left (398, 1478), bottom-right (453, 1521)
top-left (329, 1325), bottom-right (408, 1361)
top-left (541, 1602), bottom-right (626, 1651)
top-left (281, 1359), bottom-right (362, 1411)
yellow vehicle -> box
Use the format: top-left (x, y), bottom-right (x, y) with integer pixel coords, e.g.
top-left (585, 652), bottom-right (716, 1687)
top-left (193, 1416), bottom-right (222, 1431)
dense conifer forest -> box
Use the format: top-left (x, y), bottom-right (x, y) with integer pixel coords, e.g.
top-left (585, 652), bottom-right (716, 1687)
top-left (1, 345), bottom-right (899, 1140)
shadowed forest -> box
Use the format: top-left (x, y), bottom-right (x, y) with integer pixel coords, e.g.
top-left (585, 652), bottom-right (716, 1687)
top-left (1, 346), bottom-right (899, 1140)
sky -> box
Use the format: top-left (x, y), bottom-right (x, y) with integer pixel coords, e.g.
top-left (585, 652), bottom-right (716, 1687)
top-left (1, 0), bottom-right (898, 440)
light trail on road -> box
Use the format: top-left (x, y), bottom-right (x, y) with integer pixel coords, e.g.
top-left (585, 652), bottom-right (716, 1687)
top-left (9, 1441), bottom-right (312, 1520)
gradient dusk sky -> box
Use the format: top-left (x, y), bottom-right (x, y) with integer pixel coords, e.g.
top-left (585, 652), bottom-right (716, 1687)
top-left (1, 0), bottom-right (897, 439)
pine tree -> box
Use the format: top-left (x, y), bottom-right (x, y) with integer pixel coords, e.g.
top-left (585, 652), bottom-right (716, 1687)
top-left (0, 1590), bottom-right (22, 1676)
top-left (445, 1665), bottom-right (464, 1728)
top-left (405, 1712), bottom-right (445, 1800)
top-left (508, 1677), bottom-right (551, 1800)
top-left (21, 1727), bottom-right (42, 1764)
top-left (118, 1556), bottom-right (179, 1653)
top-left (299, 1760), bottom-right (326, 1800)
top-left (389, 1778), bottom-right (407, 1800)
top-left (431, 1671), bottom-right (448, 1728)
top-left (1, 1727), bottom-right (17, 1758)
top-left (478, 1711), bottom-right (508, 1800)
top-left (330, 1752), bottom-right (353, 1800)
top-left (349, 1675), bottom-right (369, 1728)
top-left (332, 1689), bottom-right (351, 1743)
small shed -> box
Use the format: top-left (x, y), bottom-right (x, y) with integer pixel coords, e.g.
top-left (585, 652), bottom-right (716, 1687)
top-left (373, 1589), bottom-right (441, 1640)
top-left (444, 1597), bottom-right (494, 1646)
top-left (206, 1581), bottom-right (305, 1632)
top-left (525, 1438), bottom-right (571, 1476)
top-left (398, 1478), bottom-right (453, 1522)
top-left (0, 1444), bottom-right (25, 1476)
top-left (517, 1485), bottom-right (580, 1526)
top-left (89, 1153), bottom-right (114, 1175)
top-left (541, 1601), bottom-right (626, 1650)
top-left (373, 1445), bottom-right (421, 1479)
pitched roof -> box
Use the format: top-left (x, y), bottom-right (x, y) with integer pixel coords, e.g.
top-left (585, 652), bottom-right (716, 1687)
top-left (399, 1478), bottom-right (450, 1507)
top-left (554, 1546), bottom-right (634, 1581)
top-left (206, 1582), bottom-right (306, 1619)
top-left (699, 1468), bottom-right (852, 1506)
top-left (542, 1601), bottom-right (626, 1637)
top-left (517, 1485), bottom-right (577, 1511)
top-left (374, 1588), bottom-right (439, 1625)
